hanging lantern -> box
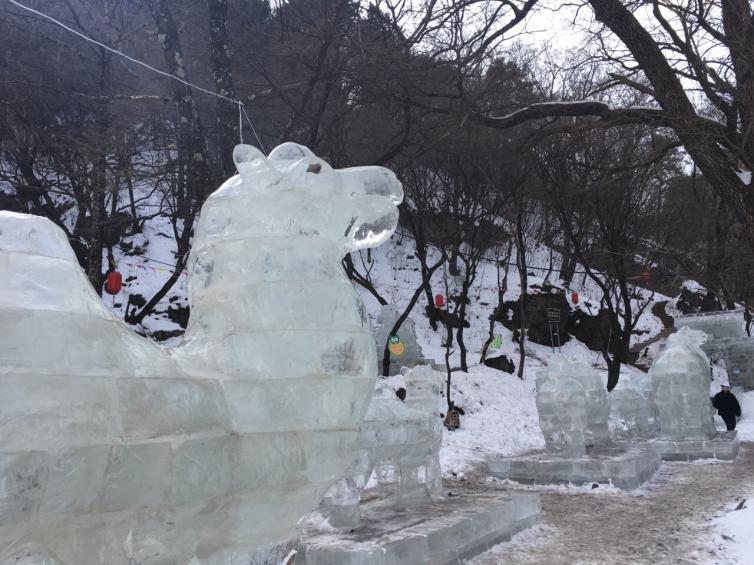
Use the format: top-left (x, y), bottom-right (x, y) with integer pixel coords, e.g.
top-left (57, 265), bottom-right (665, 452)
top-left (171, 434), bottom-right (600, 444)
top-left (105, 271), bottom-right (122, 295)
top-left (571, 291), bottom-right (579, 304)
top-left (642, 270), bottom-right (651, 284)
top-left (434, 294), bottom-right (445, 308)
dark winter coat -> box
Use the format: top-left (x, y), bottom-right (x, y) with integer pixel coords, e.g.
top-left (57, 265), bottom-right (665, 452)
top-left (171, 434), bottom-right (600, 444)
top-left (712, 391), bottom-right (742, 419)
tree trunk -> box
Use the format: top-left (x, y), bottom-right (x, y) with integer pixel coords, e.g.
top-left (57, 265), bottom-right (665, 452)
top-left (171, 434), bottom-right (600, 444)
top-left (206, 0), bottom-right (238, 174)
top-left (515, 209), bottom-right (527, 379)
top-left (381, 256), bottom-right (444, 376)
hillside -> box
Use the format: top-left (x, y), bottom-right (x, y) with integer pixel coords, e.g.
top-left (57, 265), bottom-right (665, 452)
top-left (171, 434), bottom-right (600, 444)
top-left (103, 208), bottom-right (674, 477)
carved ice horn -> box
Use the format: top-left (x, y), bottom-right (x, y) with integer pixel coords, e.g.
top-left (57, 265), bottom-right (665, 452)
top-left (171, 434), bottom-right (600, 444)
top-left (233, 144), bottom-right (273, 176)
top-left (267, 142), bottom-right (315, 162)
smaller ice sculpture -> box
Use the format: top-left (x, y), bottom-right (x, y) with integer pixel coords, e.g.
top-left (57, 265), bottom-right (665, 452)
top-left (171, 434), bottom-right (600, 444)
top-left (609, 370), bottom-right (658, 440)
top-left (536, 354), bottom-right (610, 457)
top-left (491, 354), bottom-right (660, 490)
top-left (651, 327), bottom-right (717, 440)
top-left (321, 366), bottom-right (443, 528)
top-left (374, 304), bottom-right (426, 375)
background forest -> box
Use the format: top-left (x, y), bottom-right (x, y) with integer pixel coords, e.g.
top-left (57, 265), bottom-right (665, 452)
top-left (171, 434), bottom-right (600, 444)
top-left (2, 0), bottom-right (753, 392)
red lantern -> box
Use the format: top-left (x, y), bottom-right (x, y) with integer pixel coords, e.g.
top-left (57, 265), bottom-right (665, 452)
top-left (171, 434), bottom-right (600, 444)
top-left (434, 294), bottom-right (445, 308)
top-left (642, 270), bottom-right (651, 283)
top-left (571, 291), bottom-right (579, 304)
top-left (105, 271), bottom-right (122, 295)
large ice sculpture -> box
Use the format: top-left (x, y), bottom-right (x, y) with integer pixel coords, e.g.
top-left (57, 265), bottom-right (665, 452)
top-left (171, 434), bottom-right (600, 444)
top-left (651, 327), bottom-right (717, 440)
top-left (536, 354), bottom-right (610, 457)
top-left (321, 366), bottom-right (443, 528)
top-left (0, 142), bottom-right (403, 564)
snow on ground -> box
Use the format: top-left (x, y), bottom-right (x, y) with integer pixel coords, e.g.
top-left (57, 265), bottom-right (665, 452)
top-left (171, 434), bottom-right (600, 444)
top-left (438, 364), bottom-right (544, 476)
top-left (701, 390), bottom-right (754, 564)
top-left (467, 525), bottom-right (559, 564)
top-left (736, 391), bottom-right (754, 441)
top-left (708, 496), bottom-right (754, 565)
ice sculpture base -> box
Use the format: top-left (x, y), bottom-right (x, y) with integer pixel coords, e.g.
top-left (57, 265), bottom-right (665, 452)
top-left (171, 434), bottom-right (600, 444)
top-left (644, 431), bottom-right (739, 461)
top-left (488, 445), bottom-right (661, 491)
top-left (297, 492), bottom-right (541, 565)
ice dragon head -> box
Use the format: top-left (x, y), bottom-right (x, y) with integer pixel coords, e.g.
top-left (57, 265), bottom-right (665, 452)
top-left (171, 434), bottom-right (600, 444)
top-left (193, 142), bottom-right (403, 254)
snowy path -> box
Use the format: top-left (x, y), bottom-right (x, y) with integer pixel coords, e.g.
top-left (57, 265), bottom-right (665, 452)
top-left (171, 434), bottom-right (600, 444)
top-left (463, 442), bottom-right (754, 564)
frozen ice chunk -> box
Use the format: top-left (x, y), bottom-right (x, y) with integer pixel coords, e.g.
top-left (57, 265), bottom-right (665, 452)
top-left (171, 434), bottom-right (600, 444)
top-left (0, 142), bottom-right (401, 563)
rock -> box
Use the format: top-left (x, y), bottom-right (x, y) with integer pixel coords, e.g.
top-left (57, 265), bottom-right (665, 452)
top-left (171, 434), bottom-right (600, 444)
top-left (497, 288), bottom-right (570, 346)
top-left (484, 354), bottom-right (515, 374)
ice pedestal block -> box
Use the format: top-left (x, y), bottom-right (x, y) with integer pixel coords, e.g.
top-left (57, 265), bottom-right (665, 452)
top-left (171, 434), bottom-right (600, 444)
top-left (0, 142), bottom-right (403, 564)
top-left (320, 366), bottom-right (443, 529)
top-left (300, 492), bottom-right (542, 565)
top-left (488, 445), bottom-right (661, 491)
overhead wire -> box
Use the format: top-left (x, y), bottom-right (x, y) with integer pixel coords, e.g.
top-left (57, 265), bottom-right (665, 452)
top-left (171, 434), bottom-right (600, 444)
top-left (4, 0), bottom-right (262, 150)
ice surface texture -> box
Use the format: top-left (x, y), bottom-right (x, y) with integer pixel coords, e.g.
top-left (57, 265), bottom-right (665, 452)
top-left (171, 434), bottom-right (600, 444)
top-left (609, 370), bottom-right (659, 440)
top-left (321, 366), bottom-right (443, 529)
top-left (0, 142), bottom-right (403, 564)
top-left (536, 354), bottom-right (610, 458)
top-left (651, 327), bottom-right (717, 441)
top-left (680, 310), bottom-right (754, 390)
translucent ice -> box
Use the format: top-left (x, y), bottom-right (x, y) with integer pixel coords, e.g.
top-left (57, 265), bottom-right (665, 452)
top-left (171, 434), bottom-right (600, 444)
top-left (0, 143), bottom-right (403, 564)
top-left (651, 327), bottom-right (717, 440)
top-left (609, 370), bottom-right (659, 440)
top-left (321, 366), bottom-right (443, 528)
top-left (536, 354), bottom-right (610, 457)
top-left (678, 311), bottom-right (754, 389)
top-left (373, 304), bottom-right (426, 375)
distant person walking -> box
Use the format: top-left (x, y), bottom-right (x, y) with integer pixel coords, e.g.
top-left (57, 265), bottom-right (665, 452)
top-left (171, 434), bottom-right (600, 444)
top-left (712, 383), bottom-right (741, 431)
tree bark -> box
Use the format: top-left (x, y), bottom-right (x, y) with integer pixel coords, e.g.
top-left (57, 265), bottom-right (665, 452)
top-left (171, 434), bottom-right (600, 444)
top-left (206, 0), bottom-right (238, 174)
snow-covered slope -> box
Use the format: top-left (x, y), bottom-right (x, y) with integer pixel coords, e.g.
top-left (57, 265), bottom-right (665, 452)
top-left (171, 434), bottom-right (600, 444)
top-left (103, 212), bottom-right (671, 476)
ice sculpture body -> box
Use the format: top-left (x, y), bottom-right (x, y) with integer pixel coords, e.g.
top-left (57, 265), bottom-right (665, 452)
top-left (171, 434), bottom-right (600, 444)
top-left (609, 370), bottom-right (658, 439)
top-left (536, 355), bottom-right (609, 457)
top-left (651, 327), bottom-right (717, 440)
top-left (0, 143), bottom-right (403, 564)
top-left (322, 366), bottom-right (443, 528)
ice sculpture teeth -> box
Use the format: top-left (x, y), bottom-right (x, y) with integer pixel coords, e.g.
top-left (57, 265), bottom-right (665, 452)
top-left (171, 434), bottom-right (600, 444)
top-left (0, 143), bottom-right (402, 564)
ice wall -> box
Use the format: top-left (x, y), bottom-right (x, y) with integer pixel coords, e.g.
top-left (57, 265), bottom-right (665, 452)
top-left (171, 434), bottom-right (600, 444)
top-left (651, 327), bottom-right (717, 441)
top-left (0, 142), bottom-right (403, 564)
top-left (678, 310), bottom-right (754, 390)
top-left (536, 355), bottom-right (610, 457)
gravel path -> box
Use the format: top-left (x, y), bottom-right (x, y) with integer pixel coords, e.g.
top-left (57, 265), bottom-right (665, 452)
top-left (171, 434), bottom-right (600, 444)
top-left (461, 442), bottom-right (754, 565)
